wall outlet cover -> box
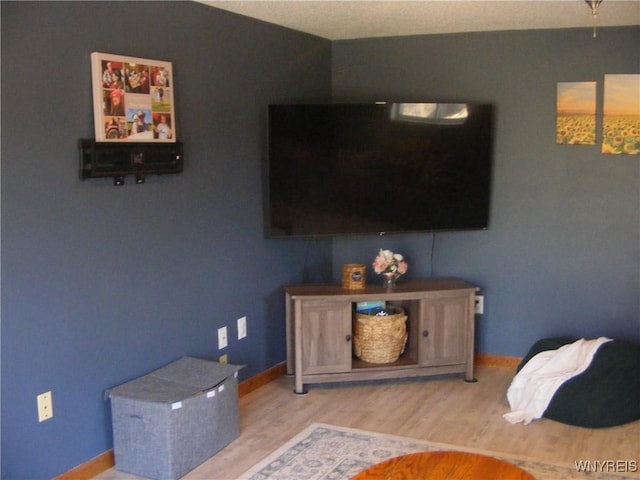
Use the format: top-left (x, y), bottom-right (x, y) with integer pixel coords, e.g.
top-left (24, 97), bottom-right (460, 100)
top-left (37, 391), bottom-right (53, 422)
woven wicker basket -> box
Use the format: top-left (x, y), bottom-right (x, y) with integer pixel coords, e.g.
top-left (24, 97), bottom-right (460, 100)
top-left (353, 307), bottom-right (408, 364)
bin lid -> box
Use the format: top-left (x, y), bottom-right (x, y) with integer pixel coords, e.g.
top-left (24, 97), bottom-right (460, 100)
top-left (109, 375), bottom-right (199, 403)
top-left (152, 356), bottom-right (242, 389)
top-left (108, 357), bottom-right (243, 403)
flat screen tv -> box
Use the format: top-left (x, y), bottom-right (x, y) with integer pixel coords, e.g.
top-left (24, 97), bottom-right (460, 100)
top-left (267, 102), bottom-right (494, 237)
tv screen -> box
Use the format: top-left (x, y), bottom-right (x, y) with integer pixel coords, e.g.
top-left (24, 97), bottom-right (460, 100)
top-left (267, 102), bottom-right (494, 237)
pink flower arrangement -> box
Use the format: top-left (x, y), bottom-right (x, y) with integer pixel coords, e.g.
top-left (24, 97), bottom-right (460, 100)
top-left (372, 249), bottom-right (408, 278)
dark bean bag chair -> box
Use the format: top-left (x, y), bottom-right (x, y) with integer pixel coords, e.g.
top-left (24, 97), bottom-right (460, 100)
top-left (517, 337), bottom-right (640, 428)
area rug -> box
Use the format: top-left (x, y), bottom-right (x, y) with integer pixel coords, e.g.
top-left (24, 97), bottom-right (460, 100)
top-left (239, 423), bottom-right (638, 480)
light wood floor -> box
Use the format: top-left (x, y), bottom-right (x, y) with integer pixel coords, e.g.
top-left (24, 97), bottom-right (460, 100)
top-left (95, 366), bottom-right (639, 479)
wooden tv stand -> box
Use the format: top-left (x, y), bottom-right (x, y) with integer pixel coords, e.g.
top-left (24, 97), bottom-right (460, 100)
top-left (285, 279), bottom-right (478, 394)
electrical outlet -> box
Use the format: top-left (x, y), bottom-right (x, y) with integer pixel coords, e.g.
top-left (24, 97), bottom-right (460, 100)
top-left (237, 316), bottom-right (247, 339)
top-left (37, 391), bottom-right (53, 422)
top-left (475, 295), bottom-right (484, 314)
top-left (218, 326), bottom-right (228, 349)
top-left (219, 354), bottom-right (228, 364)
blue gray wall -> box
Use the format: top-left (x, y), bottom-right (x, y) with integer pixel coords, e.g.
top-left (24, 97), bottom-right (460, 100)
top-left (1, 2), bottom-right (638, 478)
top-left (1, 2), bottom-right (331, 478)
top-left (331, 28), bottom-right (639, 356)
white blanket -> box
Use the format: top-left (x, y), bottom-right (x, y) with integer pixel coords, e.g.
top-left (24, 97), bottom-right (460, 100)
top-left (503, 337), bottom-right (612, 425)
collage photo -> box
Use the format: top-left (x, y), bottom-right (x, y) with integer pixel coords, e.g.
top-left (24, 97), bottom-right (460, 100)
top-left (92, 53), bottom-right (175, 142)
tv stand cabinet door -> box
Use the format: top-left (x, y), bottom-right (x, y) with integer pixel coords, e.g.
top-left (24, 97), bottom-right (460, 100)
top-left (300, 300), bottom-right (353, 376)
top-left (418, 295), bottom-right (470, 367)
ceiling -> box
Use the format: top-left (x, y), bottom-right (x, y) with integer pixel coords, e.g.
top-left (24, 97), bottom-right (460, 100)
top-left (198, 0), bottom-right (640, 40)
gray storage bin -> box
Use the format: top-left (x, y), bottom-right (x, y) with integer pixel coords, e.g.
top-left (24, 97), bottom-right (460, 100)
top-left (108, 357), bottom-right (242, 480)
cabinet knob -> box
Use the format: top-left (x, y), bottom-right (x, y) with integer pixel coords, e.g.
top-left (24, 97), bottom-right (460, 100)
top-left (422, 330), bottom-right (429, 337)
top-left (346, 334), bottom-right (352, 342)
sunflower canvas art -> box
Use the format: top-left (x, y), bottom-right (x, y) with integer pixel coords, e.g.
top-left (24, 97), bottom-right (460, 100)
top-left (556, 82), bottom-right (597, 145)
top-left (602, 74), bottom-right (640, 155)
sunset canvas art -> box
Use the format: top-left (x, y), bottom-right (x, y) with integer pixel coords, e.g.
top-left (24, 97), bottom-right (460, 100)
top-left (602, 74), bottom-right (640, 155)
top-left (556, 81), bottom-right (597, 145)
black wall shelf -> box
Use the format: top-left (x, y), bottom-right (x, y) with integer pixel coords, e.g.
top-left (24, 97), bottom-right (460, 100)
top-left (79, 139), bottom-right (184, 185)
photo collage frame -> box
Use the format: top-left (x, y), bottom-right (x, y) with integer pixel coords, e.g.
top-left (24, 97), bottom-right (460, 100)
top-left (91, 52), bottom-right (176, 143)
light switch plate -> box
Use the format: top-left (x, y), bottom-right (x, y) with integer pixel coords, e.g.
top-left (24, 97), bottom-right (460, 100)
top-left (218, 326), bottom-right (228, 349)
top-left (237, 316), bottom-right (247, 339)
